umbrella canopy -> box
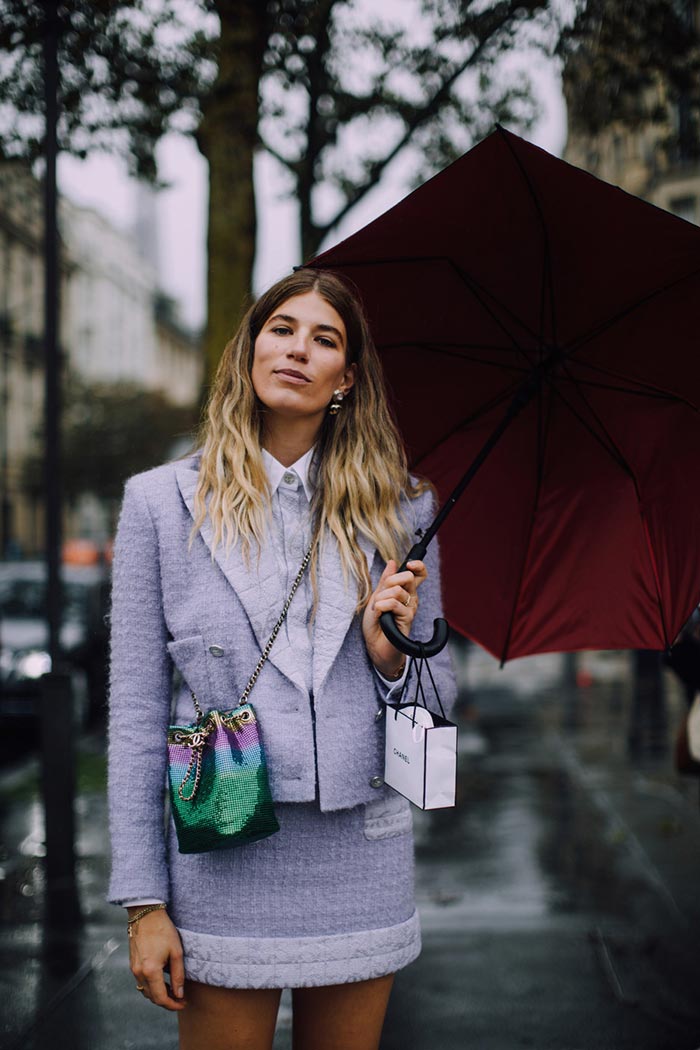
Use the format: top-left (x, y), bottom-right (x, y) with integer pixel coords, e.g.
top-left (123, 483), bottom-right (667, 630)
top-left (307, 127), bottom-right (700, 662)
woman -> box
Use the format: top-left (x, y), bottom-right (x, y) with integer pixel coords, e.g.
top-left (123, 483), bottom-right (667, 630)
top-left (108, 268), bottom-right (456, 1050)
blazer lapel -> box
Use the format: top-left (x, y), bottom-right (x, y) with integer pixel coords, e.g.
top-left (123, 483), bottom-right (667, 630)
top-left (175, 457), bottom-right (380, 698)
top-left (174, 458), bottom-right (307, 694)
top-left (312, 529), bottom-right (376, 698)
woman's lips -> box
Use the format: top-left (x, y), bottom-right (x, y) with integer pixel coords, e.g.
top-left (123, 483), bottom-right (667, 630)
top-left (275, 369), bottom-right (311, 383)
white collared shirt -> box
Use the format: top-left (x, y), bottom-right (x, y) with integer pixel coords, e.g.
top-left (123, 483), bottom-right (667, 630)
top-left (261, 447), bottom-right (315, 693)
top-left (261, 446), bottom-right (316, 502)
top-left (261, 446), bottom-right (407, 695)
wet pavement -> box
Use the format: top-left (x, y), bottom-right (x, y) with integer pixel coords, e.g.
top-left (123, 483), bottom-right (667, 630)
top-left (2, 648), bottom-right (700, 1049)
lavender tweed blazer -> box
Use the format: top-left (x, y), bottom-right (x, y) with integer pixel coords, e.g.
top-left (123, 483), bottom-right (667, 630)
top-left (107, 454), bottom-right (456, 903)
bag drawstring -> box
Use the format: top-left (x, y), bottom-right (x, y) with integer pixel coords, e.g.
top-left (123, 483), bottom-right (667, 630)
top-left (173, 700), bottom-right (255, 802)
top-left (178, 734), bottom-right (205, 801)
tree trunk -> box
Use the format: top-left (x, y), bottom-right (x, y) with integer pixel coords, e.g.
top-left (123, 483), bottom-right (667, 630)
top-left (196, 1), bottom-right (267, 387)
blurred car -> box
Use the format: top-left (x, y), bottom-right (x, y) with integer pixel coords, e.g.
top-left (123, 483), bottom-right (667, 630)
top-left (0, 560), bottom-right (109, 727)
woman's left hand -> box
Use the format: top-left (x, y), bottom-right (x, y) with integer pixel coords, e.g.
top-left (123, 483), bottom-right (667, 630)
top-left (362, 559), bottom-right (427, 678)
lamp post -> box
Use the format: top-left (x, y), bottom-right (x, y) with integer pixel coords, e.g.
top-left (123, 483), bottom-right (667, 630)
top-left (40, 0), bottom-right (80, 931)
top-left (0, 335), bottom-right (11, 557)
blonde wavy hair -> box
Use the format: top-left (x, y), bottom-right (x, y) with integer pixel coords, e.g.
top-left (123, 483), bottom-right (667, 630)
top-left (193, 268), bottom-right (425, 606)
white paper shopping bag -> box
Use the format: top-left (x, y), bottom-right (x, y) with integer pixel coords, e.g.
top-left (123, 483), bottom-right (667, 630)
top-left (384, 702), bottom-right (457, 809)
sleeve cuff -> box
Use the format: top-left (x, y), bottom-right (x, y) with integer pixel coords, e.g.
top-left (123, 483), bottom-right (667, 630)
top-left (120, 898), bottom-right (166, 908)
top-left (373, 660), bottom-right (409, 699)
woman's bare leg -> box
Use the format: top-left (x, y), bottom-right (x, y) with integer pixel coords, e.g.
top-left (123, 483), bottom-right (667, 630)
top-left (291, 974), bottom-right (395, 1050)
top-left (178, 983), bottom-right (282, 1050)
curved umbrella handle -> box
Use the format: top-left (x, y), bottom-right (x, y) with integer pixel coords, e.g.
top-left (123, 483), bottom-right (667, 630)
top-left (379, 610), bottom-right (450, 658)
top-left (378, 541), bottom-right (450, 658)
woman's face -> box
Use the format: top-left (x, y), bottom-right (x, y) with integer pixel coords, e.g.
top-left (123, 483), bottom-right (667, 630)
top-left (252, 290), bottom-right (355, 431)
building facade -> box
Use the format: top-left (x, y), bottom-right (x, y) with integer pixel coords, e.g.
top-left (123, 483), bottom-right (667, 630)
top-left (563, 42), bottom-right (700, 225)
top-left (0, 164), bottom-right (202, 557)
top-left (0, 163), bottom-right (74, 554)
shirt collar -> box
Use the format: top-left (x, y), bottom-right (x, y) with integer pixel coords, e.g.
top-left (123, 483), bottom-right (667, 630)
top-left (261, 446), bottom-right (316, 501)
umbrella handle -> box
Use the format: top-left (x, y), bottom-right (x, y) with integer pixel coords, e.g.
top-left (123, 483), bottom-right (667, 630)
top-left (378, 541), bottom-right (451, 658)
top-left (379, 610), bottom-right (450, 658)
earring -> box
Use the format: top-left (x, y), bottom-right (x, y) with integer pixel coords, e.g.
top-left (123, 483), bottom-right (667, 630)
top-left (329, 389), bottom-right (345, 415)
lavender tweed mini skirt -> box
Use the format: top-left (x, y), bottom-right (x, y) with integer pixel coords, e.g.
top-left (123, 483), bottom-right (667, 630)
top-left (167, 791), bottom-right (420, 989)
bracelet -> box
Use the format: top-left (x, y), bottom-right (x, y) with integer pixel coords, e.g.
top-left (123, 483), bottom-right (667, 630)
top-left (126, 902), bottom-right (167, 937)
top-left (384, 658), bottom-right (407, 681)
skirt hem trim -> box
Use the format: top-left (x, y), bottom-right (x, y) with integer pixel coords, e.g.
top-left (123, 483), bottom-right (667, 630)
top-left (178, 910), bottom-right (421, 989)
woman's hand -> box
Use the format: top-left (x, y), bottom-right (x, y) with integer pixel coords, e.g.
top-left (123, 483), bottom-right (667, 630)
top-left (127, 907), bottom-right (187, 1011)
top-left (362, 559), bottom-right (428, 678)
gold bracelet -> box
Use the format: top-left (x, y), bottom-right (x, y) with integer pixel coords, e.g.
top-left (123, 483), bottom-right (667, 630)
top-left (384, 658), bottom-right (407, 681)
top-left (127, 902), bottom-right (167, 937)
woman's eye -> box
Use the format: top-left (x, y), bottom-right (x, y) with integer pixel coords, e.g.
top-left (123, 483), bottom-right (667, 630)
top-left (317, 336), bottom-right (336, 348)
top-left (272, 326), bottom-right (292, 335)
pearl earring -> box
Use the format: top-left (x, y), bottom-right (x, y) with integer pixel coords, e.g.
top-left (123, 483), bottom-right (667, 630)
top-left (329, 389), bottom-right (345, 415)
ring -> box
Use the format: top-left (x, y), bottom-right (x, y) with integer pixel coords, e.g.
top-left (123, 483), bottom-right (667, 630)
top-left (136, 984), bottom-right (145, 992)
top-left (403, 595), bottom-right (412, 607)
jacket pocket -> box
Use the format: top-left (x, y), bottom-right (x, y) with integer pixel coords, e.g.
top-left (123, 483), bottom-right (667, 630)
top-left (166, 634), bottom-right (213, 708)
top-left (363, 791), bottom-right (413, 841)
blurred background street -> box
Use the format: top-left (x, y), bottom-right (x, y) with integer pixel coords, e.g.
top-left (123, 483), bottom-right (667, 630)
top-left (2, 645), bottom-right (700, 1050)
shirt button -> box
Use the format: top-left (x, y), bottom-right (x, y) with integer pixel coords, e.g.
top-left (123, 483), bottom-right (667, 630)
top-left (208, 645), bottom-right (225, 657)
top-left (369, 775), bottom-right (384, 789)
top-left (283, 472), bottom-right (296, 485)
top-left (374, 707), bottom-right (384, 722)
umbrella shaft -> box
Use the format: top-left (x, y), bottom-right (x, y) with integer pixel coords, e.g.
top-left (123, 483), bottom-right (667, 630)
top-left (408, 374), bottom-right (537, 566)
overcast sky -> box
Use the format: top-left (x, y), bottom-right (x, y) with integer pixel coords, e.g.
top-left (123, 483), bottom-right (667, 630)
top-left (57, 49), bottom-right (567, 331)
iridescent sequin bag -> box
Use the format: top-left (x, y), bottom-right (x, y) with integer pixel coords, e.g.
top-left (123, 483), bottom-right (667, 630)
top-left (167, 547), bottom-right (312, 855)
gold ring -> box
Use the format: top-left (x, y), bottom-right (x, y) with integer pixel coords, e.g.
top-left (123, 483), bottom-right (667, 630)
top-left (403, 595), bottom-right (411, 607)
top-left (136, 984), bottom-right (145, 992)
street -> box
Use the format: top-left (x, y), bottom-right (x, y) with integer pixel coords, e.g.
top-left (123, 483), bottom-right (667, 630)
top-left (385, 650), bottom-right (700, 1050)
top-left (1, 649), bottom-right (699, 1050)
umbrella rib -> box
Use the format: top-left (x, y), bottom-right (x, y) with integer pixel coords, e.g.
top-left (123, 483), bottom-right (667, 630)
top-left (561, 359), bottom-right (699, 411)
top-left (562, 264), bottom-right (700, 362)
top-left (548, 366), bottom-right (671, 647)
top-left (562, 378), bottom-right (689, 401)
top-left (409, 381), bottom-right (522, 472)
top-left (560, 376), bottom-right (692, 403)
top-left (450, 261), bottom-right (541, 366)
top-left (381, 340), bottom-right (531, 357)
top-left (497, 126), bottom-right (558, 352)
top-left (329, 252), bottom-right (542, 361)
top-left (548, 369), bottom-right (638, 481)
top-left (498, 372), bottom-right (554, 665)
top-left (382, 341), bottom-right (533, 375)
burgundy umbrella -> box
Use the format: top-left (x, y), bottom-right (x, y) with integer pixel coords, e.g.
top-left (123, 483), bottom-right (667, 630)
top-left (306, 127), bottom-right (700, 663)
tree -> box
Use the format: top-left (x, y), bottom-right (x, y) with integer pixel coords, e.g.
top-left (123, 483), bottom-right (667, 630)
top-left (23, 375), bottom-right (198, 524)
top-left (0, 1), bottom-right (216, 176)
top-left (0, 0), bottom-right (229, 379)
top-left (261, 0), bottom-right (556, 261)
top-left (0, 0), bottom-right (559, 382)
top-left (197, 2), bottom-right (268, 373)
top-left (558, 0), bottom-right (700, 158)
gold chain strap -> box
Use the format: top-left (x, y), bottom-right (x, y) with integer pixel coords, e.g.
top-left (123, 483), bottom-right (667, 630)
top-left (178, 545), bottom-right (313, 803)
top-left (239, 545), bottom-right (313, 704)
top-left (177, 731), bottom-right (205, 800)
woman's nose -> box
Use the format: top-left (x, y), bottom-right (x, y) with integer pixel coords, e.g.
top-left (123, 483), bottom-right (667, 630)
top-left (286, 334), bottom-right (310, 360)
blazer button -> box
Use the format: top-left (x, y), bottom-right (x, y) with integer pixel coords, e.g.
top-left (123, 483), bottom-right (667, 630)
top-left (208, 645), bottom-right (225, 657)
top-left (369, 775), bottom-right (384, 789)
top-left (374, 707), bottom-right (384, 722)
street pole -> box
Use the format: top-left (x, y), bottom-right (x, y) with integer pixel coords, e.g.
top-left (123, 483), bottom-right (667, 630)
top-left (41, 0), bottom-right (80, 930)
top-left (0, 341), bottom-right (11, 556)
